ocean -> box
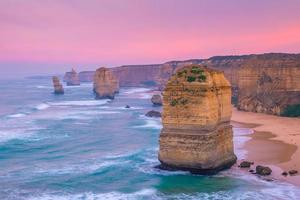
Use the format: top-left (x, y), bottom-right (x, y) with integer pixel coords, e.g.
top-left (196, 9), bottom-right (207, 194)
top-left (0, 78), bottom-right (299, 200)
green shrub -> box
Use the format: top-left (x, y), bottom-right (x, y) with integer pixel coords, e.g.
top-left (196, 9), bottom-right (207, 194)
top-left (281, 104), bottom-right (300, 117)
top-left (191, 67), bottom-right (204, 74)
top-left (198, 74), bottom-right (206, 82)
top-left (170, 99), bottom-right (178, 106)
top-left (187, 76), bottom-right (196, 82)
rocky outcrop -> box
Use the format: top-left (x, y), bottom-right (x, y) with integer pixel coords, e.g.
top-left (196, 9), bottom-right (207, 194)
top-left (145, 110), bottom-right (161, 118)
top-left (64, 69), bottom-right (80, 86)
top-left (52, 76), bottom-right (64, 94)
top-left (158, 65), bottom-right (237, 174)
top-left (151, 94), bottom-right (162, 106)
top-left (93, 67), bottom-right (119, 99)
top-left (256, 165), bottom-right (272, 176)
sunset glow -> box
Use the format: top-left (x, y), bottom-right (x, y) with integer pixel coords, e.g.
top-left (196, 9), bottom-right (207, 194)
top-left (1, 0), bottom-right (300, 77)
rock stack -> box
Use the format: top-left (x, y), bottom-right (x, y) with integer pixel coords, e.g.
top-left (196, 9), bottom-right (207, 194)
top-left (158, 65), bottom-right (237, 174)
top-left (64, 68), bottom-right (80, 86)
top-left (93, 67), bottom-right (119, 99)
top-left (52, 76), bottom-right (64, 94)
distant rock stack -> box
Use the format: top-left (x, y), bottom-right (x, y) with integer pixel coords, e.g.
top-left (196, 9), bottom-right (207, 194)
top-left (151, 94), bottom-right (162, 106)
top-left (93, 67), bottom-right (119, 99)
top-left (64, 68), bottom-right (80, 86)
top-left (158, 65), bottom-right (237, 174)
top-left (52, 76), bottom-right (64, 94)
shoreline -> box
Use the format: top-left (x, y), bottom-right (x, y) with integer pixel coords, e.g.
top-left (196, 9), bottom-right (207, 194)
top-left (231, 108), bottom-right (300, 186)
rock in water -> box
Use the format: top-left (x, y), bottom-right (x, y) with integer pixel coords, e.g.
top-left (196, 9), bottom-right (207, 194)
top-left (151, 94), bottom-right (162, 106)
top-left (93, 67), bottom-right (119, 99)
top-left (158, 65), bottom-right (237, 174)
top-left (64, 68), bottom-right (80, 86)
top-left (145, 110), bottom-right (162, 118)
top-left (52, 76), bottom-right (64, 94)
top-left (256, 165), bottom-right (272, 176)
top-left (239, 161), bottom-right (254, 168)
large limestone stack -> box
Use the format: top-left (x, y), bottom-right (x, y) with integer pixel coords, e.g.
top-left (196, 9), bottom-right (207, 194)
top-left (64, 68), bottom-right (80, 86)
top-left (159, 65), bottom-right (236, 174)
top-left (93, 67), bottom-right (119, 99)
top-left (52, 76), bottom-right (64, 94)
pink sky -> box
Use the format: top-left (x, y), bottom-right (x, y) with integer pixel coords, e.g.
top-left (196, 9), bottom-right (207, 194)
top-left (1, 0), bottom-right (300, 78)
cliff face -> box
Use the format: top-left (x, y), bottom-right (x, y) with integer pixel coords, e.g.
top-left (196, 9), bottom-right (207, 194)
top-left (63, 69), bottom-right (80, 86)
top-left (93, 67), bottom-right (119, 99)
top-left (111, 64), bottom-right (161, 87)
top-left (236, 54), bottom-right (300, 115)
top-left (52, 76), bottom-right (64, 94)
top-left (159, 65), bottom-right (236, 174)
top-left (79, 71), bottom-right (95, 82)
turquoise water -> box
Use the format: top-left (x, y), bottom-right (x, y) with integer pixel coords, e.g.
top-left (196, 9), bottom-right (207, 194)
top-left (0, 78), bottom-right (299, 200)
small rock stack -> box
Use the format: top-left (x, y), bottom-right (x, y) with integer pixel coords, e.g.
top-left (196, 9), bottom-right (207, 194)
top-left (64, 68), bottom-right (80, 86)
top-left (52, 76), bottom-right (64, 94)
top-left (93, 67), bottom-right (119, 99)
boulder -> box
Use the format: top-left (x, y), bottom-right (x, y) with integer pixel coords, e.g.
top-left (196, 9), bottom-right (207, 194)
top-left (158, 65), bottom-right (237, 174)
top-left (288, 170), bottom-right (298, 175)
top-left (52, 76), bottom-right (64, 94)
top-left (93, 67), bottom-right (119, 99)
top-left (256, 165), bottom-right (272, 176)
top-left (282, 171), bottom-right (288, 176)
top-left (239, 161), bottom-right (254, 168)
top-left (151, 94), bottom-right (162, 106)
top-left (146, 110), bottom-right (161, 118)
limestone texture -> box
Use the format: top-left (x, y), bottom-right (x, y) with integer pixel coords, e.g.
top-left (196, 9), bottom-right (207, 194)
top-left (158, 65), bottom-right (237, 174)
top-left (52, 76), bottom-right (64, 94)
top-left (64, 69), bottom-right (80, 86)
top-left (93, 67), bottom-right (119, 99)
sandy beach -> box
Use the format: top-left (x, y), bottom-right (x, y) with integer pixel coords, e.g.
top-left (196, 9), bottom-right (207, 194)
top-left (231, 108), bottom-right (300, 186)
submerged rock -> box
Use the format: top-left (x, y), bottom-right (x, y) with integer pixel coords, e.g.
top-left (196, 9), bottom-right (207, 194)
top-left (146, 110), bottom-right (161, 118)
top-left (151, 94), bottom-right (162, 106)
top-left (256, 165), bottom-right (272, 176)
top-left (64, 68), bottom-right (80, 86)
top-left (93, 67), bottom-right (119, 99)
top-left (52, 76), bottom-right (64, 94)
top-left (158, 65), bottom-right (237, 174)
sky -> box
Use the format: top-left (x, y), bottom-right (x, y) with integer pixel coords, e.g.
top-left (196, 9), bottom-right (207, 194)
top-left (1, 0), bottom-right (300, 78)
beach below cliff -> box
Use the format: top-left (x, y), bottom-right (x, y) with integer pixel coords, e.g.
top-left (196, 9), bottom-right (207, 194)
top-left (231, 108), bottom-right (300, 186)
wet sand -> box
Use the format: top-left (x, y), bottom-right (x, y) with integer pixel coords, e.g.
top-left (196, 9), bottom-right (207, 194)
top-left (231, 108), bottom-right (300, 186)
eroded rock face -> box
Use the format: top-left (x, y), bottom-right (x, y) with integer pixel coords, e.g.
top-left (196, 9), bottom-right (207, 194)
top-left (52, 76), bottom-right (64, 94)
top-left (159, 65), bottom-right (236, 174)
top-left (237, 55), bottom-right (300, 116)
top-left (64, 69), bottom-right (80, 86)
top-left (151, 94), bottom-right (162, 106)
top-left (93, 67), bottom-right (119, 99)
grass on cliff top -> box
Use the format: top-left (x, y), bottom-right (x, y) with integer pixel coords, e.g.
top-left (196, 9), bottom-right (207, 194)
top-left (177, 66), bottom-right (207, 83)
top-left (281, 104), bottom-right (300, 117)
